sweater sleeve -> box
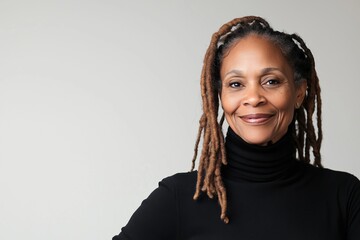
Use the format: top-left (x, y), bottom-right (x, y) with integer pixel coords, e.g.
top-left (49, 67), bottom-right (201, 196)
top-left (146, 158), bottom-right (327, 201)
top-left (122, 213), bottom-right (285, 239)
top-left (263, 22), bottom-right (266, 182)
top-left (112, 177), bottom-right (178, 240)
top-left (347, 174), bottom-right (360, 240)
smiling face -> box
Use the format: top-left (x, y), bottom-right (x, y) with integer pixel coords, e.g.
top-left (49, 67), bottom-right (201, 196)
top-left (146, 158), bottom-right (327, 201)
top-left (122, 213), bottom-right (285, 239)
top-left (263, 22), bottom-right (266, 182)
top-left (220, 34), bottom-right (306, 146)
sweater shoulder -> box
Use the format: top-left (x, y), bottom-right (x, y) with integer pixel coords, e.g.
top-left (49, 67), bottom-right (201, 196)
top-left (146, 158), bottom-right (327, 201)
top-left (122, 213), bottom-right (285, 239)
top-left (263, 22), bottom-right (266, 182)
top-left (303, 163), bottom-right (360, 187)
top-left (160, 171), bottom-right (197, 194)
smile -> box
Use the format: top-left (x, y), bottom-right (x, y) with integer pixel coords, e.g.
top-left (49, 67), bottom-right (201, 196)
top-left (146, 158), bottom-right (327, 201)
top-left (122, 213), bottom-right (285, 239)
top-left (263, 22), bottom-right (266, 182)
top-left (239, 113), bottom-right (274, 124)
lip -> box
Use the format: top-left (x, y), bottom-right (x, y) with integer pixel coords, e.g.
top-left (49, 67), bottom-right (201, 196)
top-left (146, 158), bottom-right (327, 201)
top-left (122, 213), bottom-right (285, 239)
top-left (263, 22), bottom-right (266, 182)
top-left (239, 113), bottom-right (275, 124)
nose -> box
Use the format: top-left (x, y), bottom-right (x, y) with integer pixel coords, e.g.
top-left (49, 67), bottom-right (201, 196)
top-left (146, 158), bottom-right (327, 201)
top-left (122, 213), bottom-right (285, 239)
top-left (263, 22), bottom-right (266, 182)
top-left (242, 85), bottom-right (266, 107)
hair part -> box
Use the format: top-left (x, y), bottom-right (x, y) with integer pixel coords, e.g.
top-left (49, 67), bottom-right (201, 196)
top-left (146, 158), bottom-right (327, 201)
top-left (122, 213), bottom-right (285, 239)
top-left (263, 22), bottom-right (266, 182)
top-left (191, 16), bottom-right (323, 224)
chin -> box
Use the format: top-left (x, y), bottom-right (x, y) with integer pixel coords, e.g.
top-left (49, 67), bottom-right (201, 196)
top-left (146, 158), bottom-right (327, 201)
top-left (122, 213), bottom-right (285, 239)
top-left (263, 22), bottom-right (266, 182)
top-left (242, 136), bottom-right (272, 146)
top-left (232, 126), bottom-right (273, 146)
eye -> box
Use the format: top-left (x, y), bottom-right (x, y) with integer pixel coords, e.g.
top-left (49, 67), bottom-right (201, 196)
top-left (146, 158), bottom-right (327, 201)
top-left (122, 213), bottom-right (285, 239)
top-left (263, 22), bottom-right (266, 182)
top-left (264, 79), bottom-right (280, 86)
top-left (229, 82), bottom-right (243, 88)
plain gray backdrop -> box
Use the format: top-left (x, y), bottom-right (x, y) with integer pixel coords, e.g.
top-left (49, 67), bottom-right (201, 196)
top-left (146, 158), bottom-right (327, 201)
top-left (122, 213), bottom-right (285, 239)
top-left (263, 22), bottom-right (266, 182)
top-left (0, 0), bottom-right (359, 239)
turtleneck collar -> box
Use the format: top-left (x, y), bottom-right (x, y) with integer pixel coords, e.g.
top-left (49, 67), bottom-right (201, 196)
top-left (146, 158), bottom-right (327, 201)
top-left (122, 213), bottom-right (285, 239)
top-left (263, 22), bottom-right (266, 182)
top-left (222, 127), bottom-right (297, 182)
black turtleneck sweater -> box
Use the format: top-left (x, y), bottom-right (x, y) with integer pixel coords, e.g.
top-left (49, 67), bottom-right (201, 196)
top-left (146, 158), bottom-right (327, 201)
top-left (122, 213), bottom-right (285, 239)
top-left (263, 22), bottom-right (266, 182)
top-left (113, 129), bottom-right (360, 240)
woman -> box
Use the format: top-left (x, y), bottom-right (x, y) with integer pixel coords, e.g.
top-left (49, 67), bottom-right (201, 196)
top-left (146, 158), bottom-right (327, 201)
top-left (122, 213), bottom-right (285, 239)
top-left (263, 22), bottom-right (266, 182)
top-left (113, 16), bottom-right (360, 239)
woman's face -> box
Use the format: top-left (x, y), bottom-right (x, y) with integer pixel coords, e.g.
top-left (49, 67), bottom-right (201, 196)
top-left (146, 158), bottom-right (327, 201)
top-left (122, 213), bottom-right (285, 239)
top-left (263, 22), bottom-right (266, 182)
top-left (220, 35), bottom-right (306, 145)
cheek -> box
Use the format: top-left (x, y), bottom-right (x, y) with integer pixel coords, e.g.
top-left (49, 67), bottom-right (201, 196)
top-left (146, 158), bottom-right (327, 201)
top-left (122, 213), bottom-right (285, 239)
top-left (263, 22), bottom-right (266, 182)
top-left (220, 93), bottom-right (239, 115)
top-left (273, 91), bottom-right (296, 117)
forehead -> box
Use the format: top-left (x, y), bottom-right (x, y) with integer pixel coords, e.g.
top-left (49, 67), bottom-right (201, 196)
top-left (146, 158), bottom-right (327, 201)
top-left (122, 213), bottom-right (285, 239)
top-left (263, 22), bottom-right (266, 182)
top-left (221, 34), bottom-right (292, 74)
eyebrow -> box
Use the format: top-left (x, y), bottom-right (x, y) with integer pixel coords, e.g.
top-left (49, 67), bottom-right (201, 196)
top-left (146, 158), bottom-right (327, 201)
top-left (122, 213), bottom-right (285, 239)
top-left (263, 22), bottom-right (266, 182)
top-left (224, 69), bottom-right (244, 77)
top-left (261, 67), bottom-right (281, 74)
top-left (224, 67), bottom-right (282, 78)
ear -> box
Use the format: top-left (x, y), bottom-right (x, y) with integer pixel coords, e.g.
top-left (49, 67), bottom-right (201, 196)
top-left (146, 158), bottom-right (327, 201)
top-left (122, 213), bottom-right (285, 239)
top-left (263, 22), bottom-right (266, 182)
top-left (295, 80), bottom-right (307, 109)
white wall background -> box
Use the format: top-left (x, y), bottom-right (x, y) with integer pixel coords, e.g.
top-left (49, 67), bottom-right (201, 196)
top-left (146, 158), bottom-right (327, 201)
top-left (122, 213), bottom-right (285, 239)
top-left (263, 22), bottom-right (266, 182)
top-left (0, 0), bottom-right (359, 239)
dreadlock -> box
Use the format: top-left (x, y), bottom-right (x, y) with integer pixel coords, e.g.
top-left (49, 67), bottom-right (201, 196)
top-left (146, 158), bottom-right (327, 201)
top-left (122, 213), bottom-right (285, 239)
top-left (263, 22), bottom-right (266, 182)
top-left (190, 16), bottom-right (323, 224)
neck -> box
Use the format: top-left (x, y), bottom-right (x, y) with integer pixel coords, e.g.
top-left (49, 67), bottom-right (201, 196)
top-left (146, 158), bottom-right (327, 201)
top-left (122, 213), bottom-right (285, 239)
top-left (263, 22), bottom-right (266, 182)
top-left (222, 127), bottom-right (297, 182)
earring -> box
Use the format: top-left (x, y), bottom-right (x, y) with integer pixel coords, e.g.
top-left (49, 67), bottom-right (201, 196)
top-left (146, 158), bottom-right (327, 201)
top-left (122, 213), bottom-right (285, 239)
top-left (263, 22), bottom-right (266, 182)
top-left (295, 102), bottom-right (301, 109)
